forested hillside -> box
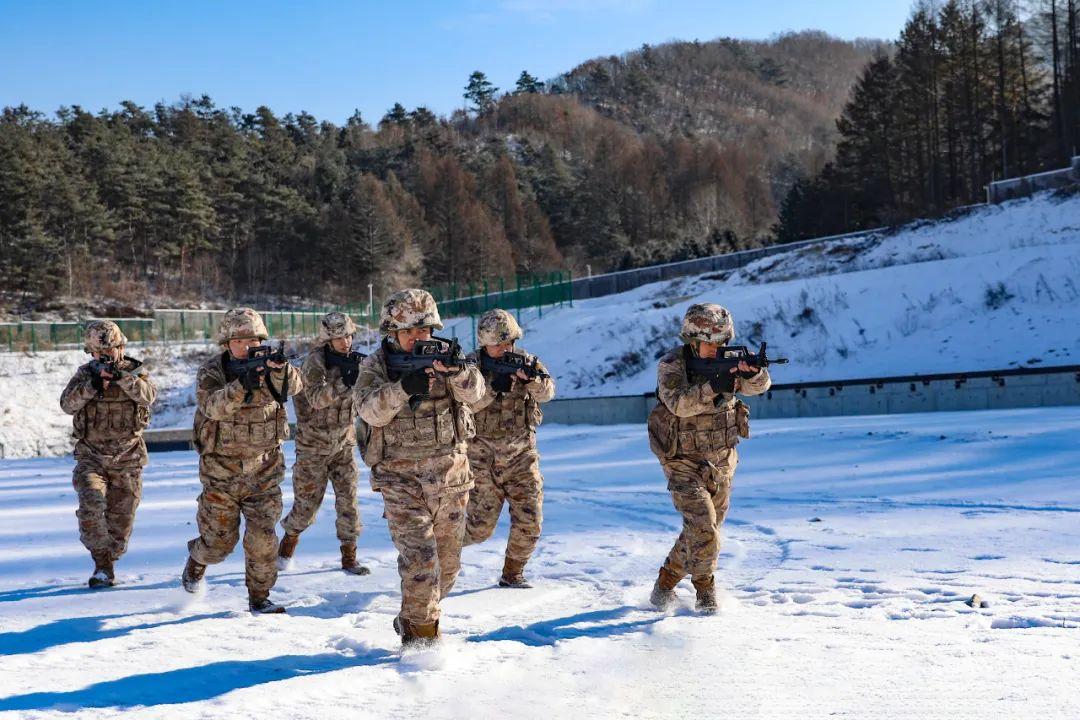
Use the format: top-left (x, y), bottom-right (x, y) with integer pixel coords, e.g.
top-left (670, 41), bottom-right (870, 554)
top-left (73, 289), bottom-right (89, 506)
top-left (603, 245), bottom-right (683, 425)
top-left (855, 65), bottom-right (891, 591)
top-left (0, 31), bottom-right (880, 315)
top-left (777, 0), bottom-right (1080, 240)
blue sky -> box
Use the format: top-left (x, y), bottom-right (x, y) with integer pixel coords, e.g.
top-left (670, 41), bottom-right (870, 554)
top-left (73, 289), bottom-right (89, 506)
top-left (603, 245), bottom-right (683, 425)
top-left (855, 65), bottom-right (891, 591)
top-left (1, 0), bottom-right (914, 125)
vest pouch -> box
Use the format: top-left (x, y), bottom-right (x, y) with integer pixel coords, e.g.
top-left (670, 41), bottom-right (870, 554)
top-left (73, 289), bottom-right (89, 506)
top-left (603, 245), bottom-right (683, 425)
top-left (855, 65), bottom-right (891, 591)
top-left (358, 420), bottom-right (383, 467)
top-left (647, 401), bottom-right (679, 460)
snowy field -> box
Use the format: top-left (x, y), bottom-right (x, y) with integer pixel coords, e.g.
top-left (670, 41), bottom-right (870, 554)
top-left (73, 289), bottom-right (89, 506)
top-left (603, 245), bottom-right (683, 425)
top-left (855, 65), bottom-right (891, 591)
top-left (1, 407), bottom-right (1078, 719)
top-left (524, 189), bottom-right (1080, 397)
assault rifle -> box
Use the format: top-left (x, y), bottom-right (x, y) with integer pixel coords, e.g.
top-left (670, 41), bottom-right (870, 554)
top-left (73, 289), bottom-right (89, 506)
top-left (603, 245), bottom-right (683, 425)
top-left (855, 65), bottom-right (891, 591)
top-left (384, 336), bottom-right (469, 410)
top-left (384, 336), bottom-right (467, 377)
top-left (324, 348), bottom-right (366, 388)
top-left (88, 355), bottom-right (144, 396)
top-left (479, 351), bottom-right (547, 380)
top-left (225, 341), bottom-right (298, 405)
top-left (685, 342), bottom-right (788, 392)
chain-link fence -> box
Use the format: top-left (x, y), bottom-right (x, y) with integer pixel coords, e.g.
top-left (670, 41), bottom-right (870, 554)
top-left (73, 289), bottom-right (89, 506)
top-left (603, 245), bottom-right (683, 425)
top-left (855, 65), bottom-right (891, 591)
top-left (1, 272), bottom-right (573, 352)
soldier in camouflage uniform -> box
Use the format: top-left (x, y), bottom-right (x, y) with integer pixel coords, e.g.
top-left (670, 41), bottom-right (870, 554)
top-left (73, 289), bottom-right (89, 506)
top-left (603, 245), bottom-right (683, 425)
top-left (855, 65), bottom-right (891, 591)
top-left (353, 289), bottom-right (485, 646)
top-left (180, 308), bottom-right (303, 614)
top-left (647, 304), bottom-right (771, 613)
top-left (463, 309), bottom-right (555, 588)
top-left (278, 311), bottom-right (369, 576)
top-left (60, 321), bottom-right (157, 588)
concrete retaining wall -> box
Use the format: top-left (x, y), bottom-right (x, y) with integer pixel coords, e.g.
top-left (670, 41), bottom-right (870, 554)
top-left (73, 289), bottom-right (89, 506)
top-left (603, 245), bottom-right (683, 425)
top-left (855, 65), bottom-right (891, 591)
top-left (539, 367), bottom-right (1080, 426)
top-left (143, 366), bottom-right (1080, 451)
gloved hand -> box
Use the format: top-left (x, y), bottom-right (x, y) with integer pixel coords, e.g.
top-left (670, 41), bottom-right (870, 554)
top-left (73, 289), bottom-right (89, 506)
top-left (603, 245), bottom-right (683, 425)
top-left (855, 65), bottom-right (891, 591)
top-left (491, 372), bottom-right (513, 394)
top-left (708, 372), bottom-right (735, 395)
top-left (341, 366), bottom-right (359, 388)
top-left (90, 373), bottom-right (105, 395)
top-left (401, 369), bottom-right (430, 396)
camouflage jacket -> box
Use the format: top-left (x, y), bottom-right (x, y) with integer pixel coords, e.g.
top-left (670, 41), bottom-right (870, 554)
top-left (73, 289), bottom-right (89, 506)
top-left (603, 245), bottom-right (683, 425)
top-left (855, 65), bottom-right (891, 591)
top-left (353, 339), bottom-right (485, 470)
top-left (192, 352), bottom-right (303, 459)
top-left (60, 358), bottom-right (157, 464)
top-left (293, 346), bottom-right (356, 454)
top-left (466, 346), bottom-right (555, 451)
top-left (649, 345), bottom-right (771, 461)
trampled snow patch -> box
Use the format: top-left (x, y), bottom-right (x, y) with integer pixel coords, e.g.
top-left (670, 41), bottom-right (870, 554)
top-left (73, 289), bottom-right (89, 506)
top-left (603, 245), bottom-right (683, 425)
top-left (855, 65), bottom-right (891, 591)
top-left (1, 408), bottom-right (1079, 717)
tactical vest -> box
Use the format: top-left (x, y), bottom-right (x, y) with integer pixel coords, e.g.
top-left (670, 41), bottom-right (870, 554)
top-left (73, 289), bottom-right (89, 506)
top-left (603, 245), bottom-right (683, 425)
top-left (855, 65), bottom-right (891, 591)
top-left (294, 352), bottom-right (356, 450)
top-left (194, 360), bottom-right (289, 457)
top-left (359, 353), bottom-right (474, 466)
top-left (474, 386), bottom-right (541, 440)
top-left (73, 380), bottom-right (150, 442)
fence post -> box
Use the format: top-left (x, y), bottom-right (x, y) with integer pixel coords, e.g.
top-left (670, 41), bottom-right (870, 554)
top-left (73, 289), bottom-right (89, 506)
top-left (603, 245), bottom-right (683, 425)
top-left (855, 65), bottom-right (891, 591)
top-left (535, 278), bottom-right (542, 319)
top-left (30, 324), bottom-right (36, 353)
top-left (567, 268), bottom-right (573, 307)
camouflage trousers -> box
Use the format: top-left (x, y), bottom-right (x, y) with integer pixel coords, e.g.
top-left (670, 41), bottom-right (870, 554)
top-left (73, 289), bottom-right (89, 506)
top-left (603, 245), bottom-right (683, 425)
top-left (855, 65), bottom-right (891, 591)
top-left (464, 447), bottom-right (543, 563)
top-left (71, 456), bottom-right (143, 563)
top-left (282, 445), bottom-right (361, 543)
top-left (661, 449), bottom-right (737, 582)
top-left (375, 453), bottom-right (470, 626)
top-left (187, 450), bottom-right (285, 601)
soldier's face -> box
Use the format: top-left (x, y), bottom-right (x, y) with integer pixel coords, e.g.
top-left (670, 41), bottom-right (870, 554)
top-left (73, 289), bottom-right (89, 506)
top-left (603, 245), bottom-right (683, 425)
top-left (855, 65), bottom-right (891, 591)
top-left (485, 341), bottom-right (513, 359)
top-left (228, 338), bottom-right (260, 359)
top-left (330, 335), bottom-right (353, 354)
top-left (396, 327), bottom-right (431, 353)
top-left (99, 346), bottom-right (123, 362)
top-left (697, 340), bottom-right (719, 359)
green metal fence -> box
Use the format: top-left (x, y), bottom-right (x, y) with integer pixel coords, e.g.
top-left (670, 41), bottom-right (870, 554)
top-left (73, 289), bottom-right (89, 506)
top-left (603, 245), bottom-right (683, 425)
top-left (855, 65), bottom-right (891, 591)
top-left (1, 271), bottom-right (573, 352)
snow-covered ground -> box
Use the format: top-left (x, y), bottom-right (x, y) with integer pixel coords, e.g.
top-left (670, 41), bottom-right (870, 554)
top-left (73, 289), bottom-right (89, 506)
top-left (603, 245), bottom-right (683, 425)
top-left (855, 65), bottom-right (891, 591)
top-left (522, 189), bottom-right (1080, 396)
top-left (1, 408), bottom-right (1078, 718)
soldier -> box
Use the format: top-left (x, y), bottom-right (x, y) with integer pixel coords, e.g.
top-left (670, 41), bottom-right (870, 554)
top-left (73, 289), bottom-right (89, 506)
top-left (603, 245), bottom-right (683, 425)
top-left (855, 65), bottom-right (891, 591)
top-left (647, 304), bottom-right (771, 614)
top-left (60, 320), bottom-right (157, 588)
top-left (277, 311), bottom-right (369, 575)
top-left (462, 309), bottom-right (555, 588)
top-left (353, 289), bottom-right (485, 647)
top-left (180, 308), bottom-right (303, 614)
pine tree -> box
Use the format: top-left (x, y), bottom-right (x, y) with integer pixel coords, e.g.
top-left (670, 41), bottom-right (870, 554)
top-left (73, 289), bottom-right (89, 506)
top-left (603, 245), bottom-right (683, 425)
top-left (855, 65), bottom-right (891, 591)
top-left (514, 71), bottom-right (544, 94)
top-left (464, 71), bottom-right (498, 114)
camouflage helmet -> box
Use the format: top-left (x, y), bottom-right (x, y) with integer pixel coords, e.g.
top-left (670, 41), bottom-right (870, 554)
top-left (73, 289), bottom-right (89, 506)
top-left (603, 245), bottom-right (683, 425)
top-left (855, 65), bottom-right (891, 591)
top-left (83, 320), bottom-right (128, 354)
top-left (379, 289), bottom-right (443, 334)
top-left (680, 303), bottom-right (735, 345)
top-left (215, 307), bottom-right (269, 346)
top-left (477, 308), bottom-right (522, 347)
top-left (316, 311), bottom-right (357, 345)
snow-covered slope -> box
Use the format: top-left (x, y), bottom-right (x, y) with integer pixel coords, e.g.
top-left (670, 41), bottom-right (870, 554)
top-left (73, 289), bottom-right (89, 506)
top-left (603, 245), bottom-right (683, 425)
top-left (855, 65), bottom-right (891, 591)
top-left (1, 409), bottom-right (1078, 718)
top-left (520, 189), bottom-right (1080, 397)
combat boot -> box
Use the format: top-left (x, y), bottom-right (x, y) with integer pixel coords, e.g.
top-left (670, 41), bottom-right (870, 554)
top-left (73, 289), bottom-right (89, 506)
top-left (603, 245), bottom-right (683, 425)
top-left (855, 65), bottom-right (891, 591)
top-left (277, 532), bottom-right (299, 570)
top-left (498, 557), bottom-right (532, 588)
top-left (181, 556), bottom-right (206, 593)
top-left (88, 554), bottom-right (115, 589)
top-left (249, 595), bottom-right (287, 614)
top-left (693, 575), bottom-right (719, 614)
top-left (340, 543), bottom-right (371, 576)
top-left (649, 567), bottom-right (681, 610)
top-left (393, 616), bottom-right (440, 648)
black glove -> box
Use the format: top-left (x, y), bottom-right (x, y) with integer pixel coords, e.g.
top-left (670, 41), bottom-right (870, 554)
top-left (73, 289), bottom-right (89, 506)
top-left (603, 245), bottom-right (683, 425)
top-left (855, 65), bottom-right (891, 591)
top-left (401, 369), bottom-right (430, 396)
top-left (90, 372), bottom-right (105, 396)
top-left (341, 366), bottom-right (359, 388)
top-left (738, 367), bottom-right (760, 379)
top-left (491, 373), bottom-right (513, 394)
top-left (708, 372), bottom-right (735, 395)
